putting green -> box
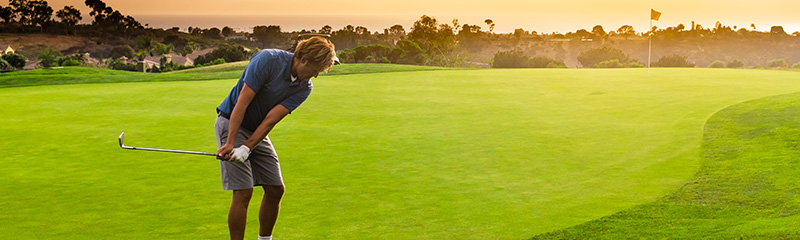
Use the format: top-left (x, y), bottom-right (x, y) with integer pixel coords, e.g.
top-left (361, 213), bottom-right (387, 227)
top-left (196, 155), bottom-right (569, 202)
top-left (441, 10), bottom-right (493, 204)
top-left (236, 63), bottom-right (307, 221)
top-left (2, 67), bottom-right (800, 239)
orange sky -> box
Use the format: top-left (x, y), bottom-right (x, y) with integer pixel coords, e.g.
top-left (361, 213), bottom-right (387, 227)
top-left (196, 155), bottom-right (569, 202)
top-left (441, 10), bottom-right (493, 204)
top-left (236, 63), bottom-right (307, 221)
top-left (46, 0), bottom-right (800, 33)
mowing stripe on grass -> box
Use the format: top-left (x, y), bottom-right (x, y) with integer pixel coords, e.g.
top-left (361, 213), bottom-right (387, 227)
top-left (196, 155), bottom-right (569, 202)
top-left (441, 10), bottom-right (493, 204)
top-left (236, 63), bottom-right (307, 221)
top-left (532, 92), bottom-right (800, 239)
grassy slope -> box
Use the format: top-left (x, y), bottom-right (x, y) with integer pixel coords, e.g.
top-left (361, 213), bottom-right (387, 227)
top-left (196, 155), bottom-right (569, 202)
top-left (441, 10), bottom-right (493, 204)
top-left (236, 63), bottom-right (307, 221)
top-left (532, 92), bottom-right (800, 239)
top-left (2, 67), bottom-right (800, 239)
top-left (0, 62), bottom-right (458, 88)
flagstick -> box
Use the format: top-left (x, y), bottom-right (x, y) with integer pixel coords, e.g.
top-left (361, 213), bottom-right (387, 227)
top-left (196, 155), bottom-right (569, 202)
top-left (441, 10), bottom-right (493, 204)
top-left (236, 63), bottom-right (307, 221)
top-left (648, 19), bottom-right (652, 77)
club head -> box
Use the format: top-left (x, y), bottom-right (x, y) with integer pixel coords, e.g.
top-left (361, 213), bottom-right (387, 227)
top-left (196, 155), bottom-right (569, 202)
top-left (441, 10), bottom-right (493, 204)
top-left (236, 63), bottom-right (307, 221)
top-left (119, 132), bottom-right (131, 149)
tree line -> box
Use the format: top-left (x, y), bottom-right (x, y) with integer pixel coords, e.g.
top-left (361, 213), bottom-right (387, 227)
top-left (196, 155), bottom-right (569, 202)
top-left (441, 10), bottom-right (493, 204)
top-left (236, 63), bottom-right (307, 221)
top-left (2, 0), bottom-right (800, 71)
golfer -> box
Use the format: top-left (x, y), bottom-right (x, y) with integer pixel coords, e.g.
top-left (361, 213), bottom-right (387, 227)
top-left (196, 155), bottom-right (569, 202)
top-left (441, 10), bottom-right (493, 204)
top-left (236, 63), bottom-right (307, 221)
top-left (215, 36), bottom-right (336, 240)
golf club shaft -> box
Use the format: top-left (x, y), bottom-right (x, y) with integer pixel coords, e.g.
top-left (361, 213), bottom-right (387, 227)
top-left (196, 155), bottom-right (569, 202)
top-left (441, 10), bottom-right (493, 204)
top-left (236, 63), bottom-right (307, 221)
top-left (119, 132), bottom-right (217, 157)
top-left (122, 146), bottom-right (217, 156)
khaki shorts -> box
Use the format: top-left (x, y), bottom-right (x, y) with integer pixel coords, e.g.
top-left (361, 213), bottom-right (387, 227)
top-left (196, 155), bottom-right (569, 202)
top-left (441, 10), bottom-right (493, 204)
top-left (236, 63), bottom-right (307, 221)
top-left (215, 115), bottom-right (284, 190)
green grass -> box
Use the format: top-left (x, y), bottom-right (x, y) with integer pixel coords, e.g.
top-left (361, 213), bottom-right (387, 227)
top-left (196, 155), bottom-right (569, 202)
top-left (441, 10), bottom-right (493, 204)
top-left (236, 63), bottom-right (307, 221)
top-left (531, 92), bottom-right (800, 239)
top-left (2, 66), bottom-right (800, 239)
top-left (0, 63), bottom-right (457, 88)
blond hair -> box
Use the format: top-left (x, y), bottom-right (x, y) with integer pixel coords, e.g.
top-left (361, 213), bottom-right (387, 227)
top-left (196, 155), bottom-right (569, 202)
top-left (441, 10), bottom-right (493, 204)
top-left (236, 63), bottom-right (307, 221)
top-left (294, 36), bottom-right (336, 72)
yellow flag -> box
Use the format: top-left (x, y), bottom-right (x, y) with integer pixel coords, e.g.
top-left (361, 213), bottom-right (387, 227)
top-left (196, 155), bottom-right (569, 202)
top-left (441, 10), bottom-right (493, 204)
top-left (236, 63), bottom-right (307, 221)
top-left (651, 9), bottom-right (661, 21)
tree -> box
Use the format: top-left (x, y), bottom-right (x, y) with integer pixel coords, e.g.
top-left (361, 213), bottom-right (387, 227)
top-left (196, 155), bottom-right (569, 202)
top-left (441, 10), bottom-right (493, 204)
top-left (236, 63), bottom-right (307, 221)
top-left (11, 0), bottom-right (53, 31)
top-left (56, 5), bottom-right (81, 35)
top-left (319, 25), bottom-right (332, 34)
top-left (484, 19), bottom-right (495, 33)
top-left (153, 43), bottom-right (174, 56)
top-left (222, 26), bottom-right (233, 37)
top-left (616, 25), bottom-right (635, 39)
top-left (252, 25), bottom-right (283, 48)
top-left (203, 27), bottom-right (222, 39)
top-left (592, 25), bottom-right (606, 37)
top-left (0, 6), bottom-right (15, 23)
top-left (408, 15), bottom-right (455, 56)
top-left (385, 24), bottom-right (405, 37)
top-left (181, 41), bottom-right (196, 56)
top-left (9, 0), bottom-right (31, 25)
top-left (770, 26), bottom-right (787, 35)
top-left (577, 46), bottom-right (629, 68)
top-left (135, 35), bottom-right (154, 55)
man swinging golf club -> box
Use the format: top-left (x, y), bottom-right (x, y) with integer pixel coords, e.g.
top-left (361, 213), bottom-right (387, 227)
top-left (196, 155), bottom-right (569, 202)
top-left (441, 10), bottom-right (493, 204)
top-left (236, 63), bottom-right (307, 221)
top-left (215, 36), bottom-right (336, 240)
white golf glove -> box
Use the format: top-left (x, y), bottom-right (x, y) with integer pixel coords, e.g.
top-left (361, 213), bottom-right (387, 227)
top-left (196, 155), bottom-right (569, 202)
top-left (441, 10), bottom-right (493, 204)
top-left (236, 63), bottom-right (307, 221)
top-left (230, 145), bottom-right (251, 163)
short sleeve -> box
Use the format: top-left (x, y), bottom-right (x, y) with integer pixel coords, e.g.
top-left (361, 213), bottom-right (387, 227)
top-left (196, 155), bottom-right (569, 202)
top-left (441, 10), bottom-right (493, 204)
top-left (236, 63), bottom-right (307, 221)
top-left (242, 51), bottom-right (272, 92)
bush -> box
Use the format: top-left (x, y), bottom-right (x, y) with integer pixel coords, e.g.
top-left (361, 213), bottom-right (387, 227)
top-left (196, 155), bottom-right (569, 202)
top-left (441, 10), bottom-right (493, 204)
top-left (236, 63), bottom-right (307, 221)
top-left (766, 59), bottom-right (788, 68)
top-left (194, 43), bottom-right (249, 65)
top-left (109, 45), bottom-right (135, 59)
top-left (57, 53), bottom-right (87, 66)
top-left (530, 56), bottom-right (565, 68)
top-left (652, 54), bottom-right (694, 67)
top-left (0, 58), bottom-right (15, 72)
top-left (727, 59), bottom-right (745, 68)
top-left (708, 60), bottom-right (726, 68)
top-left (365, 56), bottom-right (377, 63)
top-left (61, 59), bottom-right (81, 66)
top-left (492, 50), bottom-right (530, 68)
top-left (106, 58), bottom-right (137, 71)
top-left (794, 62), bottom-right (800, 69)
top-left (577, 46), bottom-right (629, 68)
top-left (594, 59), bottom-right (624, 68)
top-left (393, 40), bottom-right (427, 65)
top-left (38, 47), bottom-right (63, 68)
top-left (1, 53), bottom-right (27, 69)
top-left (627, 62), bottom-right (645, 68)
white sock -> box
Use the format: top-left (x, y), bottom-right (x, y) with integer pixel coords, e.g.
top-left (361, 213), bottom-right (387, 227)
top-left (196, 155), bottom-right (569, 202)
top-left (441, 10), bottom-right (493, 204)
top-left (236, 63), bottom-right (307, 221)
top-left (258, 235), bottom-right (272, 240)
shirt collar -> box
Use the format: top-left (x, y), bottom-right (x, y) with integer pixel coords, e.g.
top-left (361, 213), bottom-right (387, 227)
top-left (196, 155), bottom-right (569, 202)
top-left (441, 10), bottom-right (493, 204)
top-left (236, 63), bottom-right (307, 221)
top-left (290, 74), bottom-right (297, 82)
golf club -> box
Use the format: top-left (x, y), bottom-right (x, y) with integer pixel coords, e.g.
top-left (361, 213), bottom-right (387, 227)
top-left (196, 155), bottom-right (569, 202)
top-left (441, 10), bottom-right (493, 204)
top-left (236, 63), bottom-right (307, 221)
top-left (118, 132), bottom-right (217, 157)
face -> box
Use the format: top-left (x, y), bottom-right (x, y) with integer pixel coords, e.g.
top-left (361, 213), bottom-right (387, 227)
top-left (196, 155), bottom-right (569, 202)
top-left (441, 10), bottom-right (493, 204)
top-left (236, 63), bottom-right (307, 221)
top-left (295, 58), bottom-right (323, 80)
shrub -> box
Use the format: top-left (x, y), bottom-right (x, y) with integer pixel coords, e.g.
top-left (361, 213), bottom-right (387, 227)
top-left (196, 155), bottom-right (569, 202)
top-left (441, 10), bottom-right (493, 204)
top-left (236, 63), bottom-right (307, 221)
top-left (365, 56), bottom-right (377, 63)
top-left (793, 62), bottom-right (800, 69)
top-left (0, 58), bottom-right (15, 72)
top-left (106, 58), bottom-right (137, 71)
top-left (492, 50), bottom-right (530, 68)
top-left (1, 52), bottom-right (27, 69)
top-left (627, 62), bottom-right (645, 68)
top-left (594, 59), bottom-right (624, 68)
top-left (61, 59), bottom-right (81, 66)
top-left (708, 60), bottom-right (726, 68)
top-left (652, 54), bottom-right (694, 67)
top-left (727, 59), bottom-right (745, 68)
top-left (394, 40), bottom-right (427, 65)
top-left (530, 56), bottom-right (565, 68)
top-left (57, 53), bottom-right (87, 66)
top-left (766, 59), bottom-right (788, 68)
top-left (109, 45), bottom-right (135, 59)
top-left (38, 47), bottom-right (63, 68)
top-left (577, 46), bottom-right (629, 68)
top-left (195, 43), bottom-right (249, 65)
top-left (547, 62), bottom-right (567, 68)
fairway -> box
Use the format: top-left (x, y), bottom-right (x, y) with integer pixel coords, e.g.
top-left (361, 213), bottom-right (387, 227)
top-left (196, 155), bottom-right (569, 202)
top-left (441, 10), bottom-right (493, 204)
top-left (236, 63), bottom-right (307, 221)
top-left (3, 67), bottom-right (800, 239)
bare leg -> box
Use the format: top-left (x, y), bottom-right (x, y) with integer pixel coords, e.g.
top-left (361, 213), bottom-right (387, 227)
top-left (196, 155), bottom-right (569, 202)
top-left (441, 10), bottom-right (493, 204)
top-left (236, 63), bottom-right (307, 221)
top-left (259, 185), bottom-right (285, 237)
top-left (229, 188), bottom-right (254, 240)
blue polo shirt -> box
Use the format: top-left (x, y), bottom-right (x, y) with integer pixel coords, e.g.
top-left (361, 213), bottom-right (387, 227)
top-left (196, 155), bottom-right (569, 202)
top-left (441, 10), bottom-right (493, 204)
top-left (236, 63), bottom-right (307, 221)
top-left (217, 49), bottom-right (313, 132)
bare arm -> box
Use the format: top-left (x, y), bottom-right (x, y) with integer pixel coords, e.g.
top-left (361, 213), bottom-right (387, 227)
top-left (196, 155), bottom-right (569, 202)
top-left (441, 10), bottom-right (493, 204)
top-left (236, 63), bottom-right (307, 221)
top-left (217, 83), bottom-right (291, 160)
top-left (218, 83), bottom-right (256, 160)
top-left (244, 104), bottom-right (290, 149)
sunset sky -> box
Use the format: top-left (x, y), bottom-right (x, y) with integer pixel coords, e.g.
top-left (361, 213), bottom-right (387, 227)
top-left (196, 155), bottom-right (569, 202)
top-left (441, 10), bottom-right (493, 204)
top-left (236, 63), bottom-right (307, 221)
top-left (45, 0), bottom-right (800, 34)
